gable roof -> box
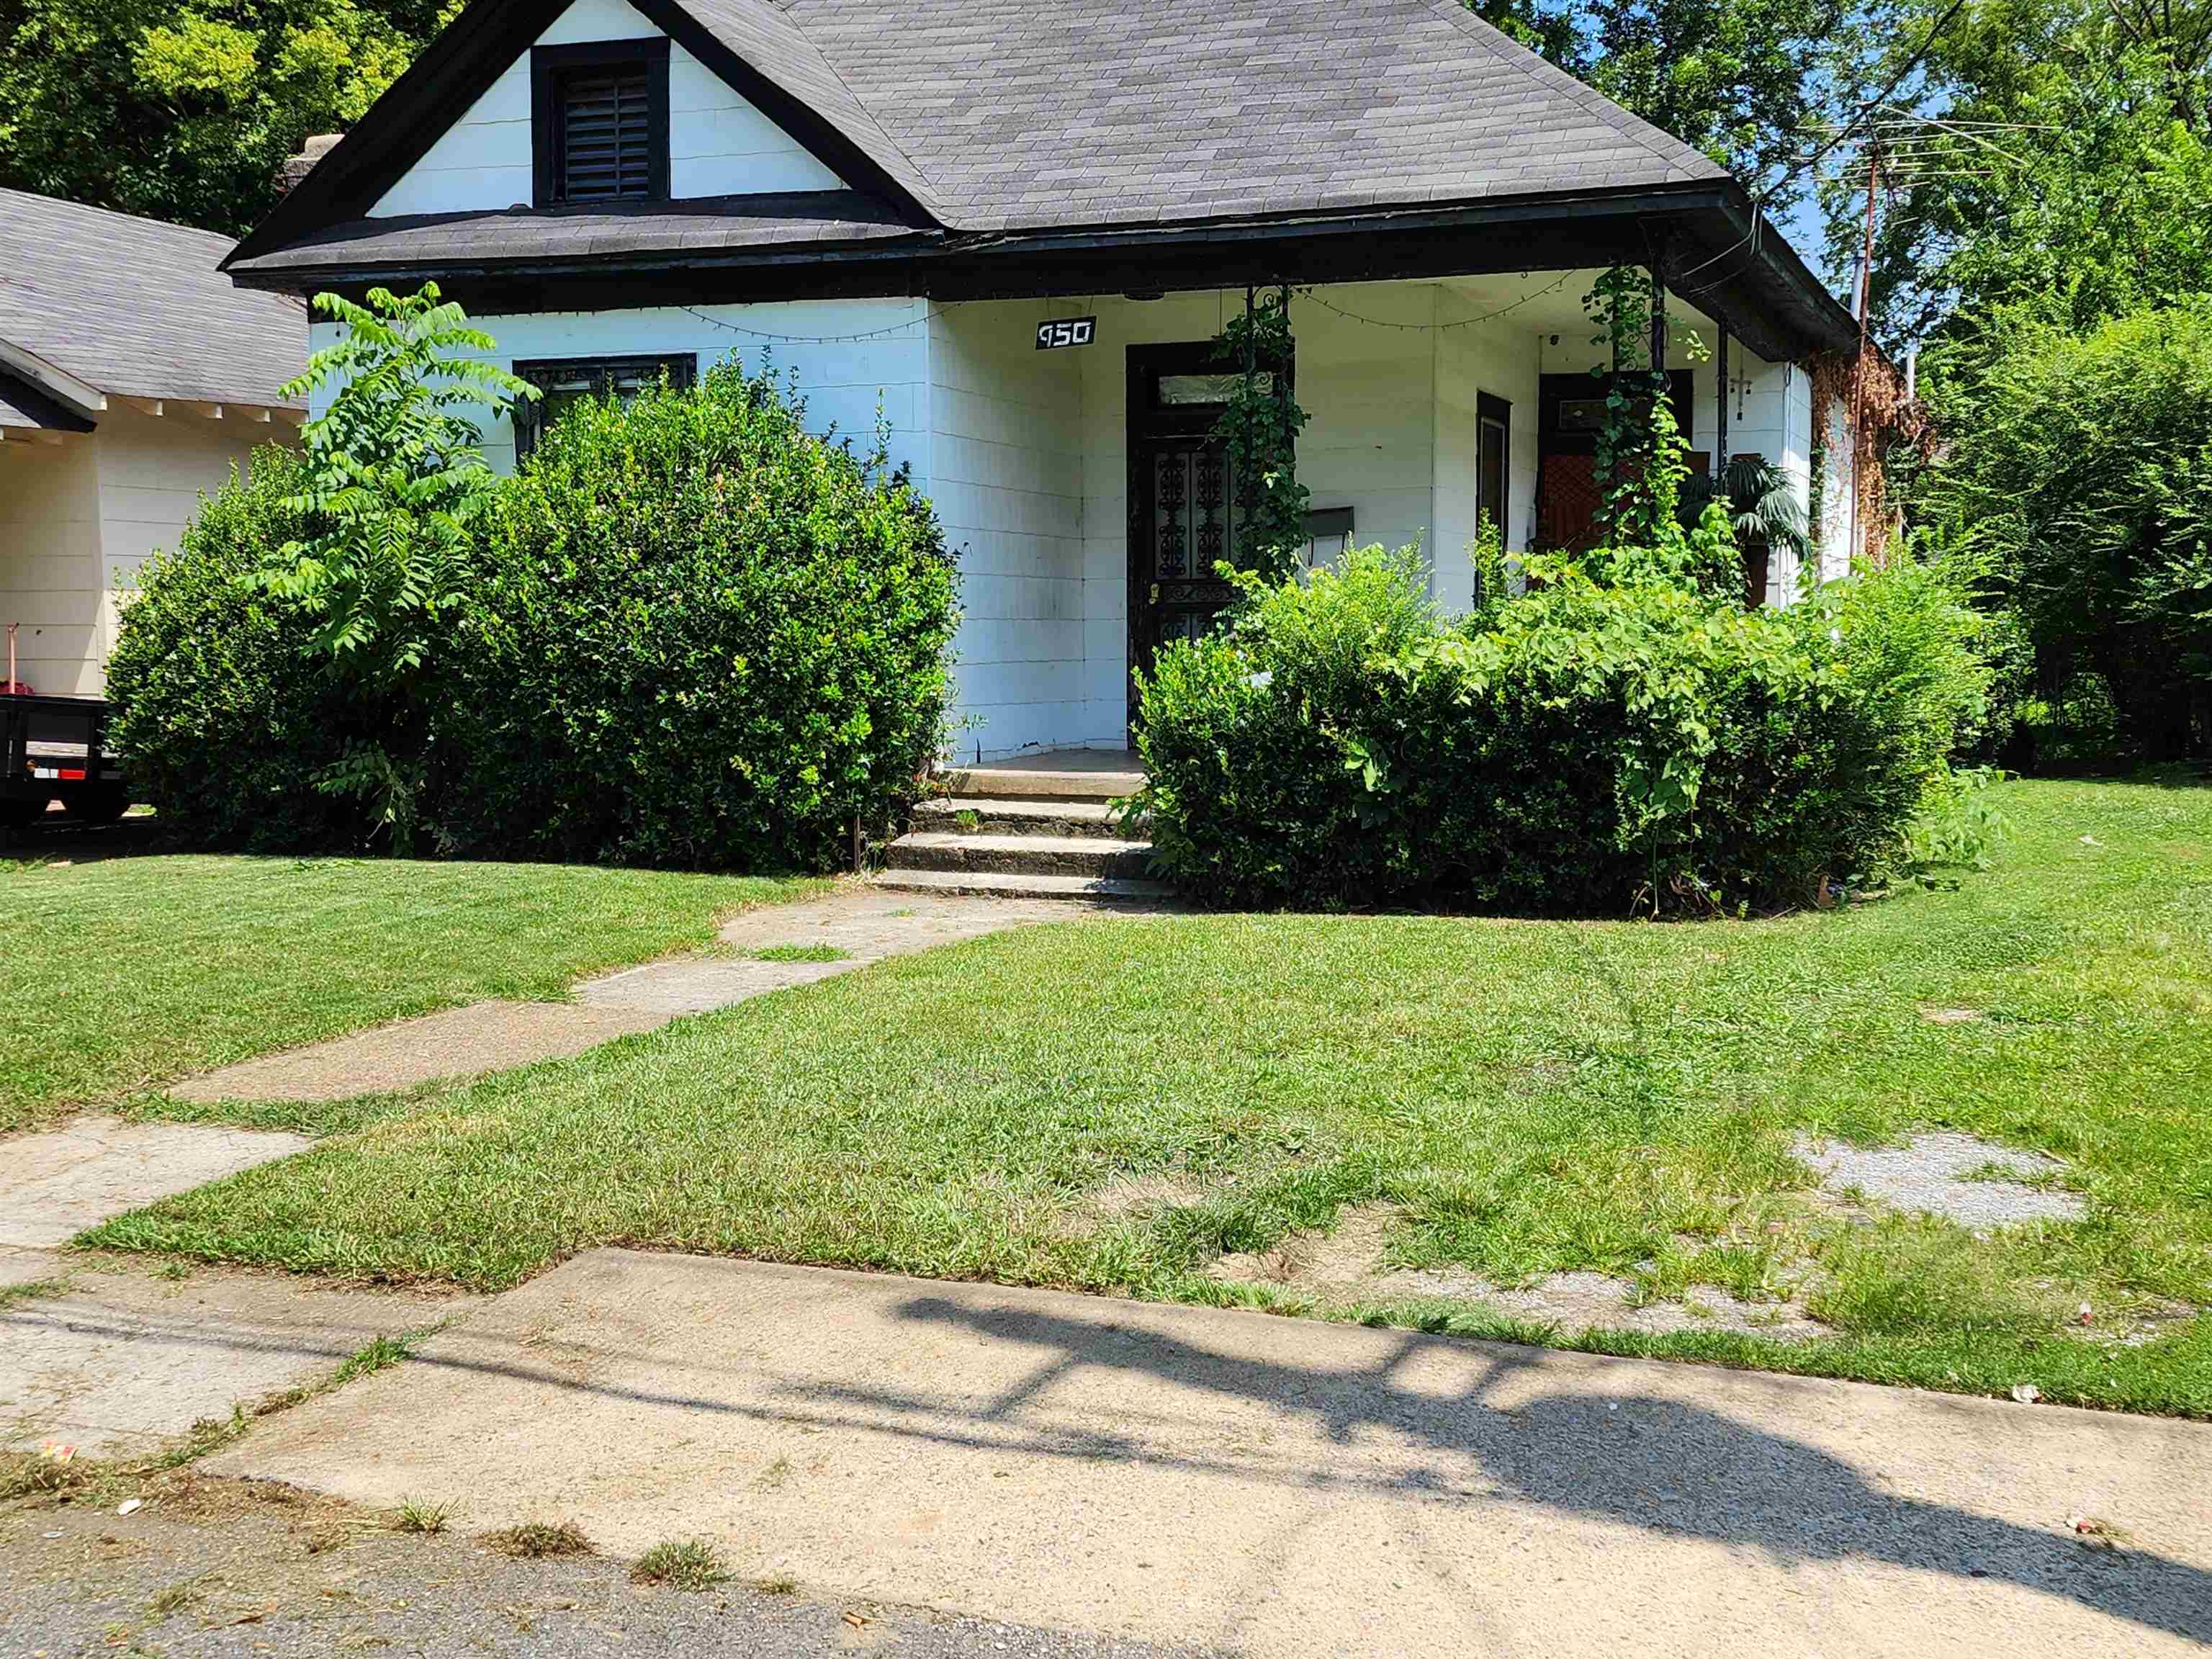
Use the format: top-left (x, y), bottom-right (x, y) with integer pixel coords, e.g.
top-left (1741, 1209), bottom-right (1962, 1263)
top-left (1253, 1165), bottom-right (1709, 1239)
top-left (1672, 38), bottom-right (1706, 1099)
top-left (225, 0), bottom-right (1854, 358)
top-left (778, 0), bottom-right (1724, 231)
top-left (233, 0), bottom-right (1719, 262)
top-left (1, 188), bottom-right (306, 415)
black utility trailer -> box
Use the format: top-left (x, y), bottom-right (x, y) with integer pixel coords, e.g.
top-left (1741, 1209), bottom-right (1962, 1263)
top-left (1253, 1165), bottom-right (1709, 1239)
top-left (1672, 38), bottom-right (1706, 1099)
top-left (2, 693), bottom-right (130, 836)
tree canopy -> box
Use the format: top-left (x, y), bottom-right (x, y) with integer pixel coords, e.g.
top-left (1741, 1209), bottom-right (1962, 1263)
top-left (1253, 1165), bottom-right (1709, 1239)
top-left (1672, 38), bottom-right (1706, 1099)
top-left (0, 0), bottom-right (445, 235)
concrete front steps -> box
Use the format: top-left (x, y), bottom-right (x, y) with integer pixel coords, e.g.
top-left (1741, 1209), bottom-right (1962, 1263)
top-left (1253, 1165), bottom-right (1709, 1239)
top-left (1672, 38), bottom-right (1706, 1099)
top-left (878, 756), bottom-right (1174, 902)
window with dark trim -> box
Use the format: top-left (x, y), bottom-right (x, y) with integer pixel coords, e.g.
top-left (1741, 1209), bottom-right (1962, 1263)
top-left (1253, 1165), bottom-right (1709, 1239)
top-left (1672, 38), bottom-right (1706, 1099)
top-left (531, 39), bottom-right (670, 207)
top-left (1476, 391), bottom-right (1511, 539)
top-left (512, 353), bottom-right (696, 455)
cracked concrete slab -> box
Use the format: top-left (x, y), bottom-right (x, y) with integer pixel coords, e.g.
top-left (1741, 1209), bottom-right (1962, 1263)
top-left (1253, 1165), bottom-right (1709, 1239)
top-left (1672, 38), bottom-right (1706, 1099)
top-left (0, 1253), bottom-right (477, 1457)
top-left (0, 1116), bottom-right (314, 1248)
top-left (208, 1250), bottom-right (2212, 1658)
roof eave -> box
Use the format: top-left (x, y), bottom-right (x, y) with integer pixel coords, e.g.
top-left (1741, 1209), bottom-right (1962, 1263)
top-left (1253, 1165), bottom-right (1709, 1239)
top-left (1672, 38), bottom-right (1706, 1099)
top-left (229, 180), bottom-right (1856, 364)
top-left (0, 336), bottom-right (108, 418)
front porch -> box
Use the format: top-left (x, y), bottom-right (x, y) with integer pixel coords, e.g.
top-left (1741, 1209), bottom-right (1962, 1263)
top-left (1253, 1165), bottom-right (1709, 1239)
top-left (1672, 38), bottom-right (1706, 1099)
top-left (923, 275), bottom-right (1850, 764)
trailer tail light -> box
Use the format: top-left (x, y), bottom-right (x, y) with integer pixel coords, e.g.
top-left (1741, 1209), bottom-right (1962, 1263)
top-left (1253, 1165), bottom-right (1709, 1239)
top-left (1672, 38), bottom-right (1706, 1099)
top-left (30, 768), bottom-right (86, 781)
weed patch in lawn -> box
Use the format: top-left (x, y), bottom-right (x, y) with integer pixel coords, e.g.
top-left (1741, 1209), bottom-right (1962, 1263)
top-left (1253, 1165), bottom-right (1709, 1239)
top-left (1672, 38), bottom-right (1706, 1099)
top-left (632, 1537), bottom-right (727, 1591)
top-left (745, 943), bottom-right (853, 963)
top-left (395, 1498), bottom-right (449, 1534)
top-left (487, 1519), bottom-right (592, 1559)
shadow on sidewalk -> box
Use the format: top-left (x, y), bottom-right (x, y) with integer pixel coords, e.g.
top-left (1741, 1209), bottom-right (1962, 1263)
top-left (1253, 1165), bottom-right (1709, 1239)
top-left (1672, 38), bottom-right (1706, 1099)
top-left (832, 1297), bottom-right (2211, 1646)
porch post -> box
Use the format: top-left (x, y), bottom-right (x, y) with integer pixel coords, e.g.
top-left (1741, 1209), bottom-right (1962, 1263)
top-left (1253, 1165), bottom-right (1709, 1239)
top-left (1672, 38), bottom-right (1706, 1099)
top-left (1648, 264), bottom-right (1666, 377)
top-left (1715, 330), bottom-right (1730, 472)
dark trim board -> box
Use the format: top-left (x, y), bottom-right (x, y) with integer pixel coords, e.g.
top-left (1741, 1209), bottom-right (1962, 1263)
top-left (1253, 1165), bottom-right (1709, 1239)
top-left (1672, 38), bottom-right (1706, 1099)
top-left (225, 0), bottom-right (935, 272)
top-left (630, 0), bottom-right (926, 224)
top-left (233, 186), bottom-right (1853, 364)
top-left (0, 371), bottom-right (97, 433)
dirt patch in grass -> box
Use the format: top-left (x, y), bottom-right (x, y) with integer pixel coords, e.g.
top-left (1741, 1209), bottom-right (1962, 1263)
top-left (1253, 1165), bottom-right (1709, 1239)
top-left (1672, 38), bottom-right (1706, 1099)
top-left (1793, 1132), bottom-right (2087, 1227)
top-left (1208, 1205), bottom-right (1827, 1343)
top-left (1087, 1170), bottom-right (1210, 1221)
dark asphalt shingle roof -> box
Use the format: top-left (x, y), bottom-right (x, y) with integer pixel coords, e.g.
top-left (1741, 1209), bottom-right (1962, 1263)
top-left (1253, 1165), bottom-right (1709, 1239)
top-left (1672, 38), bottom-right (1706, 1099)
top-left (776, 0), bottom-right (1723, 230)
top-left (240, 192), bottom-right (920, 273)
top-left (1, 188), bottom-right (307, 408)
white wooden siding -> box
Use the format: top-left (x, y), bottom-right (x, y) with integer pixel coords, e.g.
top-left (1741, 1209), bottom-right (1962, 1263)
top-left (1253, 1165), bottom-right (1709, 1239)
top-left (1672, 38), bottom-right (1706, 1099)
top-left (312, 300), bottom-right (932, 480)
top-left (927, 303), bottom-right (1087, 761)
top-left (369, 0), bottom-right (839, 219)
top-left (0, 438), bottom-right (104, 695)
top-left (0, 408), bottom-right (281, 695)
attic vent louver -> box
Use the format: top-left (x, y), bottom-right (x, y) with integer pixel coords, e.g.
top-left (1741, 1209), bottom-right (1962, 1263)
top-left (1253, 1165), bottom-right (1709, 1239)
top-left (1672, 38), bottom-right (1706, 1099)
top-left (559, 66), bottom-right (652, 201)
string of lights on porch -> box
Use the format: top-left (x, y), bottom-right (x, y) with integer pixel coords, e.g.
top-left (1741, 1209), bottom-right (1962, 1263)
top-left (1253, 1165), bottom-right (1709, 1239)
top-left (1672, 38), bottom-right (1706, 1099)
top-left (672, 269), bottom-right (1587, 351)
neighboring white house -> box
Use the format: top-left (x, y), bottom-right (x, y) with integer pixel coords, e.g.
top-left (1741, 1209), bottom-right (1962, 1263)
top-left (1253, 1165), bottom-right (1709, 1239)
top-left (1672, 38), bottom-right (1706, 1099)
top-left (0, 189), bottom-right (307, 696)
top-left (230, 0), bottom-right (1866, 761)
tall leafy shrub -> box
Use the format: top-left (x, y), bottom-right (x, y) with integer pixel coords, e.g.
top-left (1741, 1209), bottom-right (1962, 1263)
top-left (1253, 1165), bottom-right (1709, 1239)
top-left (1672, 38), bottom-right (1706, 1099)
top-left (434, 364), bottom-right (956, 872)
top-left (1918, 296), bottom-right (2212, 763)
top-left (106, 449), bottom-right (358, 849)
top-left (259, 284), bottom-right (535, 843)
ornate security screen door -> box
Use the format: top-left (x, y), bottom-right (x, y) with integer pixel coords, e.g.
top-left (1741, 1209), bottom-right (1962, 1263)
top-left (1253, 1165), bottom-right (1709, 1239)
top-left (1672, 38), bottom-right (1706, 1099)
top-left (1126, 346), bottom-right (1254, 727)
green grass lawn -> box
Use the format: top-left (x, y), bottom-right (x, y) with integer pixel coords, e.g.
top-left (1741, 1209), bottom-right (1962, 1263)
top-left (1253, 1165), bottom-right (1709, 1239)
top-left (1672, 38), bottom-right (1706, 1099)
top-left (85, 778), bottom-right (2212, 1413)
top-left (0, 851), bottom-right (830, 1133)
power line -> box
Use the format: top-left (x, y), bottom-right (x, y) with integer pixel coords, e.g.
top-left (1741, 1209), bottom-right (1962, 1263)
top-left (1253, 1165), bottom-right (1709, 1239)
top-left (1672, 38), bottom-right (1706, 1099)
top-left (1667, 0), bottom-right (1973, 302)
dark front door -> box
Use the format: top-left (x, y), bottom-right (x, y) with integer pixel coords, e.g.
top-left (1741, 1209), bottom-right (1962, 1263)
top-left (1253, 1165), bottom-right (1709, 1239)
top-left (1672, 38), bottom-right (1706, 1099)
top-left (1127, 346), bottom-right (1256, 725)
top-left (1534, 370), bottom-right (1696, 552)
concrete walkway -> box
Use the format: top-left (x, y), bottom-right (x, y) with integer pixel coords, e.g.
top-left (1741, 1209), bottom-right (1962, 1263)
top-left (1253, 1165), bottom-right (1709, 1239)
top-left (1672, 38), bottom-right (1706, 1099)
top-left (207, 1251), bottom-right (2212, 1658)
top-left (0, 1116), bottom-right (466, 1454)
top-left (1, 1115), bottom-right (313, 1254)
top-left (1, 1257), bottom-right (473, 1457)
top-left (171, 886), bottom-right (1141, 1105)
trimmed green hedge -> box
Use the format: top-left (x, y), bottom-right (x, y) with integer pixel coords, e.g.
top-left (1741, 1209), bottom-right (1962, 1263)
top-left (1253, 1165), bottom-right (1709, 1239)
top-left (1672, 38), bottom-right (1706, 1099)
top-left (104, 449), bottom-right (359, 850)
top-left (431, 365), bottom-right (956, 871)
top-left (1133, 546), bottom-right (1988, 914)
top-left (109, 367), bottom-right (957, 871)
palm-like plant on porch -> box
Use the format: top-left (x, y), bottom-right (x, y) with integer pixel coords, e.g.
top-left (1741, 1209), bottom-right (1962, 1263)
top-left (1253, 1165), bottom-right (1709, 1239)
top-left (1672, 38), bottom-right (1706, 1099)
top-left (1681, 455), bottom-right (1812, 562)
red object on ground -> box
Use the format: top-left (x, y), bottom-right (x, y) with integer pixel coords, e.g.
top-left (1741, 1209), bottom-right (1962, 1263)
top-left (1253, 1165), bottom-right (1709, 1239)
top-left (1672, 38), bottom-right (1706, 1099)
top-left (0, 683), bottom-right (31, 696)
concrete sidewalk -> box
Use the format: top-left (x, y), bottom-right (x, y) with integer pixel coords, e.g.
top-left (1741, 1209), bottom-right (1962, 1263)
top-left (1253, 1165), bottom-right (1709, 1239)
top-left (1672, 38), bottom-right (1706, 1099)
top-left (207, 1251), bottom-right (2212, 1658)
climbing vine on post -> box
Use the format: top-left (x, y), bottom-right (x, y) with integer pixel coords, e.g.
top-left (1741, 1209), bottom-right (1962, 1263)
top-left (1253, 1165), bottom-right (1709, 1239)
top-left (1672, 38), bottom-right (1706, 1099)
top-left (1582, 264), bottom-right (1676, 547)
top-left (1211, 285), bottom-right (1309, 583)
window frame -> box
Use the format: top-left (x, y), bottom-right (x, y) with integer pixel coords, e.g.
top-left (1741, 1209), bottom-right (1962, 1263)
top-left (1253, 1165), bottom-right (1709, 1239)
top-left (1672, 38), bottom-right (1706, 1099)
top-left (531, 38), bottom-right (672, 209)
top-left (511, 352), bottom-right (697, 457)
top-left (1476, 390), bottom-right (1511, 541)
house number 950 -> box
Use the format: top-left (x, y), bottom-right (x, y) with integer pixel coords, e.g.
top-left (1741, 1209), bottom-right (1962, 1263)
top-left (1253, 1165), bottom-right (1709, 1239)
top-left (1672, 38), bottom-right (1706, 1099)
top-left (1035, 318), bottom-right (1097, 350)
